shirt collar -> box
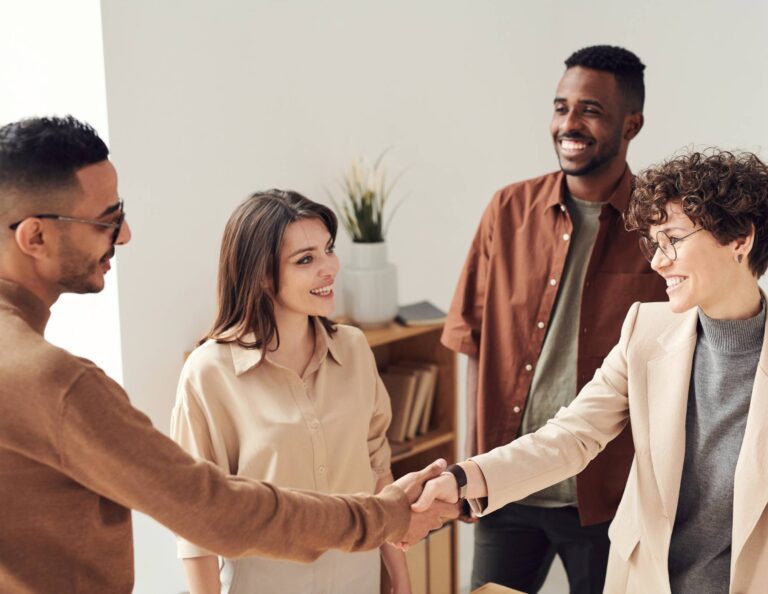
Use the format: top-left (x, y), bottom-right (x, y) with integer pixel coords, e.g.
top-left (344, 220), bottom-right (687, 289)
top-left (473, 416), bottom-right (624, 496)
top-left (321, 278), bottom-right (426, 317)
top-left (229, 317), bottom-right (343, 376)
top-left (0, 279), bottom-right (51, 335)
top-left (546, 166), bottom-right (633, 213)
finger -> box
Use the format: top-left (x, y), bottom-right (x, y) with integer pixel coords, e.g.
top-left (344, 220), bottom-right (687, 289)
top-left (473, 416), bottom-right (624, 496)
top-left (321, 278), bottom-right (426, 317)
top-left (412, 458), bottom-right (447, 483)
top-left (410, 482), bottom-right (437, 512)
top-left (433, 500), bottom-right (460, 519)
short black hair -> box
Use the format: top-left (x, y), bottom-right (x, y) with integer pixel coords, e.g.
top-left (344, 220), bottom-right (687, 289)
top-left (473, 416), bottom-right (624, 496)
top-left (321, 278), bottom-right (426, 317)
top-left (0, 115), bottom-right (109, 195)
top-left (564, 45), bottom-right (645, 113)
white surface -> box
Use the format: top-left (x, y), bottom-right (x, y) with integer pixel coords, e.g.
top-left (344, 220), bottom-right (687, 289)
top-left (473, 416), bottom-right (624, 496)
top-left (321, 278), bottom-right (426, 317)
top-left (96, 1), bottom-right (768, 592)
top-left (0, 0), bottom-right (122, 382)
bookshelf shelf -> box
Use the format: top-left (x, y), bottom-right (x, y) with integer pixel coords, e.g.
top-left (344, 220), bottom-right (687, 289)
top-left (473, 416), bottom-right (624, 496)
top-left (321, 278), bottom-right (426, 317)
top-left (356, 321), bottom-right (458, 594)
top-left (391, 430), bottom-right (455, 463)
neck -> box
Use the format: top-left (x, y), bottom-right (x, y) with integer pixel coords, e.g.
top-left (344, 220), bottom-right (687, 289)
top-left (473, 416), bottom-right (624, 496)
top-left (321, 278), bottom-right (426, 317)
top-left (701, 279), bottom-right (762, 320)
top-left (0, 259), bottom-right (60, 308)
top-left (565, 158), bottom-right (627, 203)
top-left (270, 307), bottom-right (313, 355)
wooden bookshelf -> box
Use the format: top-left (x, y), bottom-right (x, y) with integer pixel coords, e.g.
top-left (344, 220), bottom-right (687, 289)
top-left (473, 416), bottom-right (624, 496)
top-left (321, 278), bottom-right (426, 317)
top-left (357, 321), bottom-right (458, 594)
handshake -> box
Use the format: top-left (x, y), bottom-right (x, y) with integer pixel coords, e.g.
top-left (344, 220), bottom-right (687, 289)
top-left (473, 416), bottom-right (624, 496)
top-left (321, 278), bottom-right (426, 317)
top-left (388, 458), bottom-right (471, 550)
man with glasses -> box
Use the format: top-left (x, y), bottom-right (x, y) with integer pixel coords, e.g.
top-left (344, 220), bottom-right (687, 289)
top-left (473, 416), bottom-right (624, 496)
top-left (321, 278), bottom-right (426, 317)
top-left (0, 116), bottom-right (456, 594)
top-left (442, 45), bottom-right (668, 593)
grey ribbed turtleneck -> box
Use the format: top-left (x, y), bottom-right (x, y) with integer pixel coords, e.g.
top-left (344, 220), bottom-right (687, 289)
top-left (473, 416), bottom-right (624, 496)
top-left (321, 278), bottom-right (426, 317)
top-left (668, 301), bottom-right (765, 594)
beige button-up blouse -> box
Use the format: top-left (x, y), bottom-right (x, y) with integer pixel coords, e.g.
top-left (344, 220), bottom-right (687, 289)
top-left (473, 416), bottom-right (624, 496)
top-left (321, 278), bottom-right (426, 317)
top-left (171, 319), bottom-right (393, 592)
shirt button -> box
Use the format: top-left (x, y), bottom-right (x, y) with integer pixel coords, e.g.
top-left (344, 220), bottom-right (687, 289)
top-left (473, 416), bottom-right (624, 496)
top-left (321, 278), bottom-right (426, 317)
top-left (562, 233), bottom-right (570, 241)
top-left (309, 420), bottom-right (320, 430)
top-left (318, 465), bottom-right (325, 474)
top-left (524, 363), bottom-right (533, 372)
top-left (537, 321), bottom-right (545, 329)
top-left (513, 406), bottom-right (521, 413)
top-left (549, 278), bottom-right (557, 286)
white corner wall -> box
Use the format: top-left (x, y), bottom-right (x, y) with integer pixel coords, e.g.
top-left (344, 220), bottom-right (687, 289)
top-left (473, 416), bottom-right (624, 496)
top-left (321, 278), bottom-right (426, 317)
top-left (99, 1), bottom-right (768, 592)
top-left (0, 0), bottom-right (123, 382)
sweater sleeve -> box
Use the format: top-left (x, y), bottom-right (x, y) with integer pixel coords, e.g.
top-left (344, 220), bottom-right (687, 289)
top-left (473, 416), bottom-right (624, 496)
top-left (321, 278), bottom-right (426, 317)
top-left (56, 368), bottom-right (410, 561)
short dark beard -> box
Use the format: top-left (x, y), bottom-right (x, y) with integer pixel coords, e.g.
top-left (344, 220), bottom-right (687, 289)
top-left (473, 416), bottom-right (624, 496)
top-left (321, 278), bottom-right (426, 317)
top-left (57, 232), bottom-right (105, 294)
top-left (558, 127), bottom-right (623, 177)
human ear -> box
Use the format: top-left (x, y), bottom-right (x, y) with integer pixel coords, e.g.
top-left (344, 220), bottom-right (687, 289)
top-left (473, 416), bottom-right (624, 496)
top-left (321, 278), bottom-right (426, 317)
top-left (624, 112), bottom-right (644, 141)
top-left (732, 225), bottom-right (755, 263)
top-left (13, 219), bottom-right (49, 260)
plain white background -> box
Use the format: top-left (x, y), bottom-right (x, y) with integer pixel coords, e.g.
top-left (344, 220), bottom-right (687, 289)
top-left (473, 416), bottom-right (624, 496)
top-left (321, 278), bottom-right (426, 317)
top-left (4, 1), bottom-right (768, 592)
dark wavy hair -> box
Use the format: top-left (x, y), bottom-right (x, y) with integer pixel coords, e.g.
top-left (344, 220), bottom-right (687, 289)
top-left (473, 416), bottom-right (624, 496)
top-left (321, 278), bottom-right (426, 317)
top-left (203, 190), bottom-right (338, 351)
top-left (625, 149), bottom-right (768, 277)
top-left (565, 45), bottom-right (645, 112)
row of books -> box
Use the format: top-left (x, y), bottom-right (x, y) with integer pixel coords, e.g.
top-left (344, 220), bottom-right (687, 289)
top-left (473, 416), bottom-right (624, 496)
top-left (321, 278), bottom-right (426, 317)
top-left (381, 360), bottom-right (439, 443)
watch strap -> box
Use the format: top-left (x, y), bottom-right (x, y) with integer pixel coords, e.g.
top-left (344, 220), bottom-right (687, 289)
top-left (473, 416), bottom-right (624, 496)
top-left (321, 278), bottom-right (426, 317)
top-left (443, 463), bottom-right (468, 500)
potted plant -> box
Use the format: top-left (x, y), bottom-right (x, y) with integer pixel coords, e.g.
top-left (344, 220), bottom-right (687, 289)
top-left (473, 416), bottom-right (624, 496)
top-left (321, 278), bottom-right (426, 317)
top-left (331, 154), bottom-right (404, 327)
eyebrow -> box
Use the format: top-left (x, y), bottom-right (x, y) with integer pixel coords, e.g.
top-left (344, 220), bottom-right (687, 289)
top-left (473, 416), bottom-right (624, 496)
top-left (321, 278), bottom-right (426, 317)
top-left (656, 226), bottom-right (690, 234)
top-left (287, 238), bottom-right (334, 258)
top-left (97, 201), bottom-right (122, 218)
top-left (553, 97), bottom-right (605, 109)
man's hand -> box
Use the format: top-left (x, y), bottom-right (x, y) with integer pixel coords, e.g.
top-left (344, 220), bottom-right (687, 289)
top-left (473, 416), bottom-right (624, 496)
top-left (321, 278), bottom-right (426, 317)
top-left (392, 500), bottom-right (459, 550)
top-left (389, 459), bottom-right (458, 550)
top-left (410, 472), bottom-right (459, 512)
top-left (392, 459), bottom-right (448, 504)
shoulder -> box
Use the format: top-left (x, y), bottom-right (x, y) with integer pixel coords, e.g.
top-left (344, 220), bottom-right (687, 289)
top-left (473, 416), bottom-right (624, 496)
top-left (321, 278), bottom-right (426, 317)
top-left (329, 324), bottom-right (375, 362)
top-left (493, 171), bottom-right (561, 208)
top-left (330, 323), bottom-right (371, 349)
top-left (627, 301), bottom-right (690, 342)
top-left (179, 339), bottom-right (235, 384)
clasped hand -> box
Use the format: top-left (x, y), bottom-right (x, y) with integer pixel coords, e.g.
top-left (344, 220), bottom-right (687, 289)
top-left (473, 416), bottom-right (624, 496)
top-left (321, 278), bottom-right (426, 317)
top-left (388, 459), bottom-right (461, 550)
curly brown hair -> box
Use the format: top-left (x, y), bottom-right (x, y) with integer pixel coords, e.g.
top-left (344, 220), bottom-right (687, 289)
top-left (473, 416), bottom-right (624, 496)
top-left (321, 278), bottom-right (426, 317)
top-left (625, 149), bottom-right (768, 277)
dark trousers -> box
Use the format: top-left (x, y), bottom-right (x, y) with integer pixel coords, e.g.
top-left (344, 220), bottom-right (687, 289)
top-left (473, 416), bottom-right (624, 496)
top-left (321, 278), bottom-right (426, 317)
top-left (471, 502), bottom-right (611, 594)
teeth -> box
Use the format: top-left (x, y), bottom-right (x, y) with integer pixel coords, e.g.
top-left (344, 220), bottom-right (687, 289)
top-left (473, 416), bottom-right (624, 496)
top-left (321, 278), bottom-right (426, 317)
top-left (310, 285), bottom-right (333, 296)
top-left (561, 139), bottom-right (588, 151)
top-left (666, 277), bottom-right (686, 287)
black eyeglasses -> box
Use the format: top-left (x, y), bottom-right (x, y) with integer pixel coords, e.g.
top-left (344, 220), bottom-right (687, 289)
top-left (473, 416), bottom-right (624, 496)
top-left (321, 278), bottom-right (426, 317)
top-left (8, 199), bottom-right (125, 244)
top-left (639, 227), bottom-right (703, 263)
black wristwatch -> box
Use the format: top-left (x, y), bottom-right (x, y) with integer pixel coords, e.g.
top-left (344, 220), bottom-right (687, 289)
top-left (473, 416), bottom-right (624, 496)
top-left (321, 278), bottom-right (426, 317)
top-left (442, 463), bottom-right (468, 500)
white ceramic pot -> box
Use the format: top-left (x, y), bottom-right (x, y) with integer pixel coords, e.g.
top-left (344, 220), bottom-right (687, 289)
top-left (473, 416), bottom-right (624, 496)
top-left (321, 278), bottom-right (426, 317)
top-left (343, 242), bottom-right (398, 328)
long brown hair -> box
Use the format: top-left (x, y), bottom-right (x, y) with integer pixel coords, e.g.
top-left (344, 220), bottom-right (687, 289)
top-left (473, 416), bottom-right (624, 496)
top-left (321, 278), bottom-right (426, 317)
top-left (203, 189), bottom-right (338, 350)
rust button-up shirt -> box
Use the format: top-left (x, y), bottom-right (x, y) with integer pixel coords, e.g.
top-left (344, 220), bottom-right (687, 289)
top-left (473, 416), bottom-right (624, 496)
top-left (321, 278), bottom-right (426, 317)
top-left (442, 168), bottom-right (668, 525)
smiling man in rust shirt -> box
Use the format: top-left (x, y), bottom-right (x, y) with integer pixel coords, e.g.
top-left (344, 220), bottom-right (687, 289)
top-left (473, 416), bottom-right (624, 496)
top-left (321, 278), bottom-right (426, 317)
top-left (443, 46), bottom-right (667, 593)
top-left (0, 116), bottom-right (455, 594)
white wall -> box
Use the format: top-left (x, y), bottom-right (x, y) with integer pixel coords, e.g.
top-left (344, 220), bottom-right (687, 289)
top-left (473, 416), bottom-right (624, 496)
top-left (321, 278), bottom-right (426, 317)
top-left (0, 1), bottom-right (123, 381)
top-left (99, 1), bottom-right (768, 592)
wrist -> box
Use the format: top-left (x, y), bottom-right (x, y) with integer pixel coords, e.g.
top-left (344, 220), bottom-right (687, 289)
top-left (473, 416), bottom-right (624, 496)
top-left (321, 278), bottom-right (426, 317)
top-left (441, 464), bottom-right (468, 501)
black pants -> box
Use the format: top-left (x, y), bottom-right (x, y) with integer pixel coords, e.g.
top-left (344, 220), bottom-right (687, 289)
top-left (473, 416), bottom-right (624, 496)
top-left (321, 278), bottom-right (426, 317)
top-left (471, 502), bottom-right (611, 594)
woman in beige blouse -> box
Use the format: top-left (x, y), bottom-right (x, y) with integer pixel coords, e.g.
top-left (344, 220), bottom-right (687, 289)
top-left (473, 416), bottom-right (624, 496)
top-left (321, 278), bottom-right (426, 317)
top-left (171, 190), bottom-right (411, 594)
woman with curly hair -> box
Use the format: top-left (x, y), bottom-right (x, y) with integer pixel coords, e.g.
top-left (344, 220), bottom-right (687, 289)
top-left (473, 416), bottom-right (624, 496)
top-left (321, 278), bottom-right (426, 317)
top-left (414, 149), bottom-right (768, 593)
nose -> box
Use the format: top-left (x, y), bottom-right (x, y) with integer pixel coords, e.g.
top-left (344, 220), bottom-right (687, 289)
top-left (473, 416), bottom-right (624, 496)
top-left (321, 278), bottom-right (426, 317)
top-left (322, 250), bottom-right (340, 278)
top-left (559, 109), bottom-right (584, 135)
top-left (115, 219), bottom-right (132, 245)
top-left (650, 245), bottom-right (671, 272)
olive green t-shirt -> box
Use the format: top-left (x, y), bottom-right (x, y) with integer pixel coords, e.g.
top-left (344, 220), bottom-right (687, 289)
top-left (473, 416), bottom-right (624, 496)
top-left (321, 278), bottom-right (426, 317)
top-left (517, 193), bottom-right (605, 507)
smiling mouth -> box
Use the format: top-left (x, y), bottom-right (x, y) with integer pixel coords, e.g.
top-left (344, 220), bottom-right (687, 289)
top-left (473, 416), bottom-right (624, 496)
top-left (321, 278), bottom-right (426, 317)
top-left (666, 276), bottom-right (688, 292)
top-left (558, 137), bottom-right (592, 155)
top-left (309, 284), bottom-right (333, 297)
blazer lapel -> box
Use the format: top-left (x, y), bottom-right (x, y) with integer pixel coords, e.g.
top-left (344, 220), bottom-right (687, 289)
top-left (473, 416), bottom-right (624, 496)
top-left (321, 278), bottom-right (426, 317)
top-left (647, 307), bottom-right (698, 525)
top-left (731, 323), bottom-right (768, 566)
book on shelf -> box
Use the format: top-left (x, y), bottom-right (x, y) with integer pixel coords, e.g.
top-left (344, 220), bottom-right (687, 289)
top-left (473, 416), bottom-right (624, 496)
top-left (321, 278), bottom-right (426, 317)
top-left (395, 301), bottom-right (446, 326)
top-left (381, 371), bottom-right (418, 443)
top-left (390, 361), bottom-right (439, 436)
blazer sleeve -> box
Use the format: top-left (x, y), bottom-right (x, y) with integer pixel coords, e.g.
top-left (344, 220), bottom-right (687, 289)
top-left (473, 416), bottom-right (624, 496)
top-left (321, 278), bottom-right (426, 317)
top-left (468, 301), bottom-right (640, 516)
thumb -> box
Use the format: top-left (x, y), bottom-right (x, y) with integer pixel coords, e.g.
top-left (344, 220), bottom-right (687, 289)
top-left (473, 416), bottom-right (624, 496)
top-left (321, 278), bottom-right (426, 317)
top-left (413, 458), bottom-right (447, 483)
top-left (411, 481), bottom-right (437, 513)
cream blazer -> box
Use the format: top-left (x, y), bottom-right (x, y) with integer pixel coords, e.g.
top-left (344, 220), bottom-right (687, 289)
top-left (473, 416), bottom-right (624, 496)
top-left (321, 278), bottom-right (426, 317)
top-left (469, 300), bottom-right (768, 594)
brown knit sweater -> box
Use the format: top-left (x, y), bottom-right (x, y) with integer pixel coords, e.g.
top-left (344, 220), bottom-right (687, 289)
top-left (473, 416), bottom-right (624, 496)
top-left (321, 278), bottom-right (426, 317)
top-left (0, 280), bottom-right (409, 593)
